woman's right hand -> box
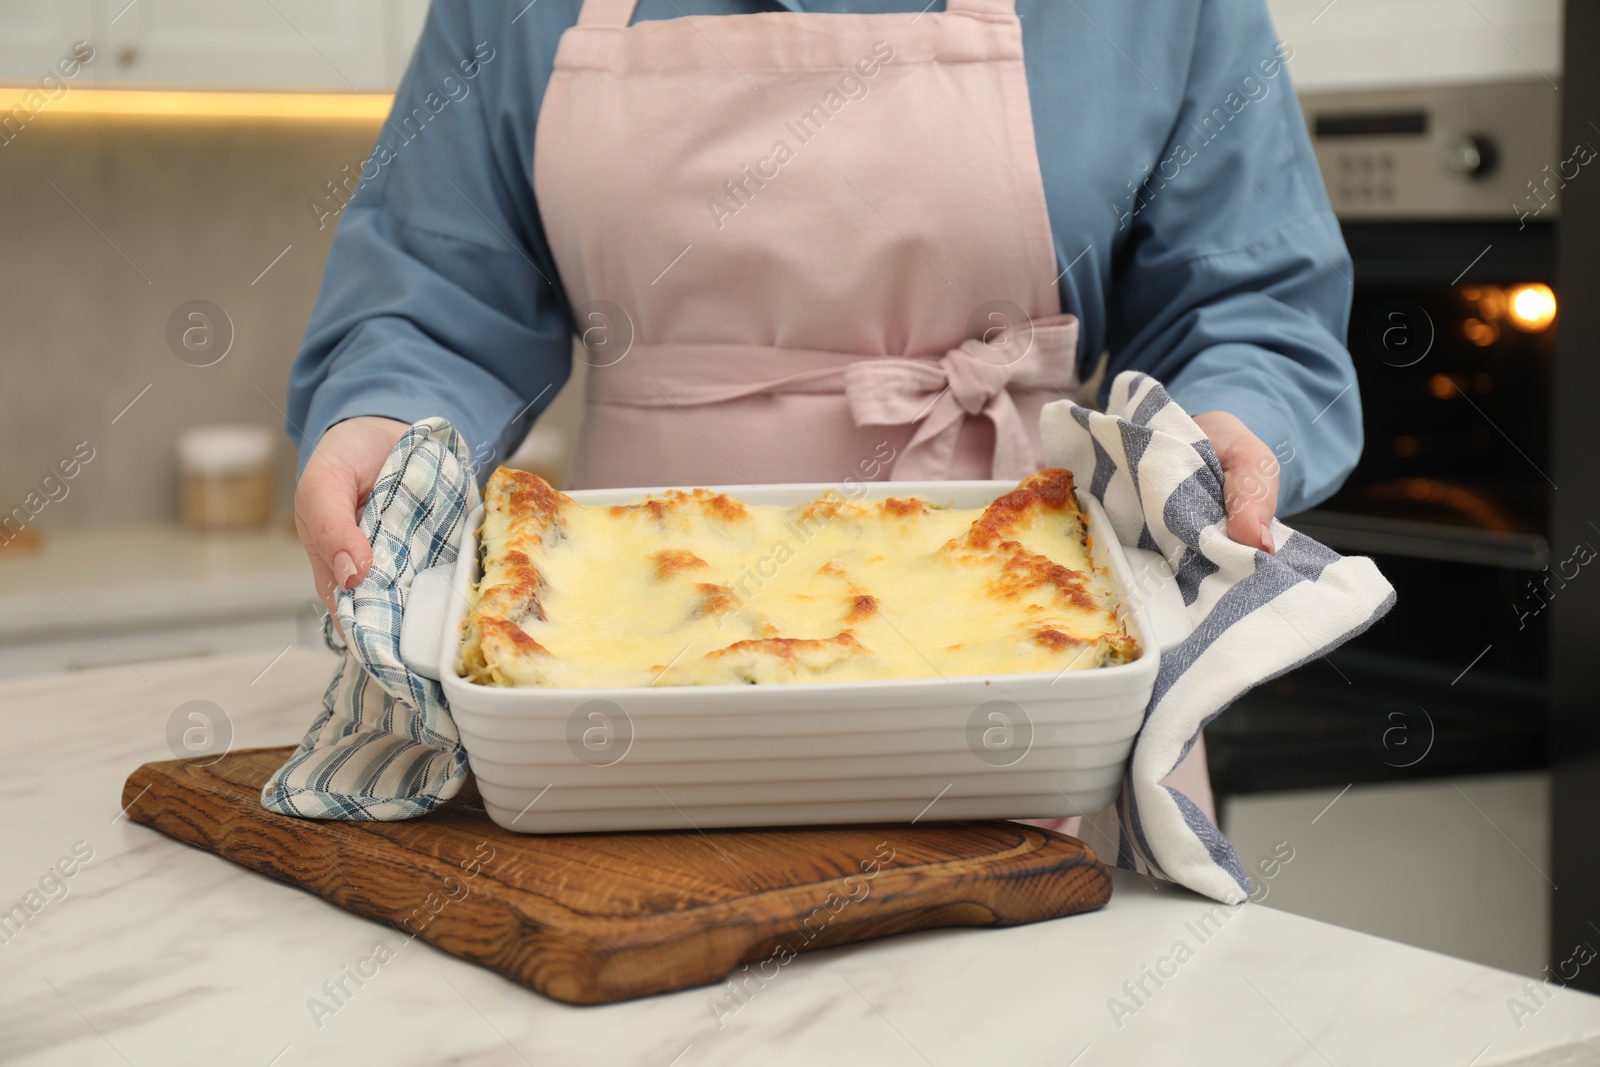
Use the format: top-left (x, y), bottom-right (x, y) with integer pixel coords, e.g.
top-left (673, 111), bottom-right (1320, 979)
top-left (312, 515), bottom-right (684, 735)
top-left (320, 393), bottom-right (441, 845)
top-left (295, 416), bottom-right (412, 630)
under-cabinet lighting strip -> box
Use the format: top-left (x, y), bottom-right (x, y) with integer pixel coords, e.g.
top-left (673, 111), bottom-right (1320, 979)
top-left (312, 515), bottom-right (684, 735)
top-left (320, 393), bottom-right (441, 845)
top-left (0, 88), bottom-right (393, 121)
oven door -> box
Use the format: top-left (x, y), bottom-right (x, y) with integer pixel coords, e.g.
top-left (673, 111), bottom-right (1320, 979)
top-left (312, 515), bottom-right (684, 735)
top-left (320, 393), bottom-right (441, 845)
top-left (1207, 219), bottom-right (1557, 795)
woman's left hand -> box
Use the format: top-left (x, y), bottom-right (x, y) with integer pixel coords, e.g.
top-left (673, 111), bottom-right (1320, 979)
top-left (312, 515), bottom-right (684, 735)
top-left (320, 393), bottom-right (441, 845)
top-left (1192, 411), bottom-right (1279, 554)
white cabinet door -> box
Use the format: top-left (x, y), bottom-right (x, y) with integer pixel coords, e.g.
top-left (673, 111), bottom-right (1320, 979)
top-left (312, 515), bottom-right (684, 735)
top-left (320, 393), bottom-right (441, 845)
top-left (0, 613), bottom-right (335, 680)
top-left (383, 0), bottom-right (430, 87)
top-left (1267, 0), bottom-right (1562, 92)
top-left (0, 2), bottom-right (93, 85)
top-left (95, 0), bottom-right (391, 90)
top-left (2, 0), bottom-right (433, 91)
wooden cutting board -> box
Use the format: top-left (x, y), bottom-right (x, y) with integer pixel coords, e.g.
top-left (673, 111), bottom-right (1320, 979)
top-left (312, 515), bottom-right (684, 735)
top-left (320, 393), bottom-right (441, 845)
top-left (122, 747), bottom-right (1111, 1005)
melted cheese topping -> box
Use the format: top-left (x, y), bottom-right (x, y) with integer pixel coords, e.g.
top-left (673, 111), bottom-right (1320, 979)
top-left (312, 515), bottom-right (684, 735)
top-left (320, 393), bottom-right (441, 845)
top-left (459, 468), bottom-right (1138, 688)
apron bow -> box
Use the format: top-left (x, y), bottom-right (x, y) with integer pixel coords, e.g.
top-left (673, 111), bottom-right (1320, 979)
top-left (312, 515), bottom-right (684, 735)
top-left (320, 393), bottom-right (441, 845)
top-left (843, 316), bottom-right (1079, 480)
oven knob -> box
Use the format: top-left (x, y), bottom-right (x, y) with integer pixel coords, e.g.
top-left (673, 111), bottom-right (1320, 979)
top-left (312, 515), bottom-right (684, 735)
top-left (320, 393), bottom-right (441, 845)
top-left (1446, 133), bottom-right (1499, 179)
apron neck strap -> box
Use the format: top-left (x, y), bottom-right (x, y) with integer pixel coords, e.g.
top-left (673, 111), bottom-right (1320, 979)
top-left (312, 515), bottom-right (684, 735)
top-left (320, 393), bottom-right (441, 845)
top-left (577, 0), bottom-right (638, 28)
top-left (576, 0), bottom-right (1018, 26)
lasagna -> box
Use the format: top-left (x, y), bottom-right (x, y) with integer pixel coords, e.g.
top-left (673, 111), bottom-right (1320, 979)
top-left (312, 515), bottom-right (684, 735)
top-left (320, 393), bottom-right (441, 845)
top-left (458, 468), bottom-right (1139, 688)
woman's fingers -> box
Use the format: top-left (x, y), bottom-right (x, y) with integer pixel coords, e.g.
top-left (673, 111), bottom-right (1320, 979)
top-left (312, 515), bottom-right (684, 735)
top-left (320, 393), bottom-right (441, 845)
top-left (305, 552), bottom-right (338, 626)
top-left (1192, 411), bottom-right (1281, 554)
top-left (1224, 471), bottom-right (1277, 553)
top-left (295, 458), bottom-right (372, 634)
top-left (293, 416), bottom-right (412, 633)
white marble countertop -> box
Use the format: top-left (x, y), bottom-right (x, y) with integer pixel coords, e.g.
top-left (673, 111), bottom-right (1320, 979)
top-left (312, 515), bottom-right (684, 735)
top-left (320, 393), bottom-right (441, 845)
top-left (3, 651), bottom-right (1598, 1067)
top-left (0, 521), bottom-right (313, 640)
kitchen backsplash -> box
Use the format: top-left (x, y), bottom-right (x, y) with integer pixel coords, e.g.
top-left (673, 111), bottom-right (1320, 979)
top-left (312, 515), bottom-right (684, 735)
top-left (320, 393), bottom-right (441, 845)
top-left (0, 113), bottom-right (584, 530)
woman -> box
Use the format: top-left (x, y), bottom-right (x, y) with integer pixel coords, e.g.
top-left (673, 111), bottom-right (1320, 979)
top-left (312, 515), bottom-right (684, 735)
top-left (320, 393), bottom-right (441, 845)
top-left (288, 0), bottom-right (1360, 823)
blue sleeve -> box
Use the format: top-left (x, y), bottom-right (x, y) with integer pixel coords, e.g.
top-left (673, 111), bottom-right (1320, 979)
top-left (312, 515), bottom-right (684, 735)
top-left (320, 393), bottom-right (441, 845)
top-left (1100, 0), bottom-right (1360, 515)
top-left (286, 1), bottom-right (573, 477)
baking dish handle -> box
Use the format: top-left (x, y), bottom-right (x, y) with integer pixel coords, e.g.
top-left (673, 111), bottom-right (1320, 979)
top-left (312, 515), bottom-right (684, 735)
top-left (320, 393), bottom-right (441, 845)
top-left (400, 563), bottom-right (454, 681)
top-left (1120, 547), bottom-right (1194, 654)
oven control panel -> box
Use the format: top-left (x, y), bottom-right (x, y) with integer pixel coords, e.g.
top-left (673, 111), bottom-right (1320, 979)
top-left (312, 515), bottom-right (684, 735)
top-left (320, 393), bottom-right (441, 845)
top-left (1301, 80), bottom-right (1564, 222)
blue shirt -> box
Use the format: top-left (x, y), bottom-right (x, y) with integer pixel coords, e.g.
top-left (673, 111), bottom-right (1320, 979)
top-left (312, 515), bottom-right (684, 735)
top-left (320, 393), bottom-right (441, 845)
top-left (288, 0), bottom-right (1359, 514)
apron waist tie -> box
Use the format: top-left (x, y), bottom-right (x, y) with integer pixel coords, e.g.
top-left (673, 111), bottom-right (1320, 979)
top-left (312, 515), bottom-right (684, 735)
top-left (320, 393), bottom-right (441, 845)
top-left (586, 315), bottom-right (1080, 480)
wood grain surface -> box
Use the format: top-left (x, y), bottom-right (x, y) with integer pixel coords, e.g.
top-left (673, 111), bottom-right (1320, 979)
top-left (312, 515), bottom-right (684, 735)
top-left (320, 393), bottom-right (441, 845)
top-left (122, 747), bottom-right (1112, 1005)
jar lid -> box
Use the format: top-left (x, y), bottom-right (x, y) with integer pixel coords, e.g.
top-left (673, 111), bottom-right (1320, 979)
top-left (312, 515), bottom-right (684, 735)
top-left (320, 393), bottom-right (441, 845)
top-left (178, 424), bottom-right (276, 474)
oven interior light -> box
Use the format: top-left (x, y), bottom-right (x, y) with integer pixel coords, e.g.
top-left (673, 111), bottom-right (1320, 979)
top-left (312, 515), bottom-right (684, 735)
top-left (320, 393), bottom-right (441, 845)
top-left (1506, 283), bottom-right (1557, 332)
top-left (1461, 285), bottom-right (1505, 321)
top-left (1461, 317), bottom-right (1499, 347)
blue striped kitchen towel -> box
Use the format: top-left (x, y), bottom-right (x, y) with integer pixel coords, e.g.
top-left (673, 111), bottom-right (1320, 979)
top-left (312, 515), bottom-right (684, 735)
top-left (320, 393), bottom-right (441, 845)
top-left (261, 418), bottom-right (476, 820)
top-left (1040, 372), bottom-right (1396, 903)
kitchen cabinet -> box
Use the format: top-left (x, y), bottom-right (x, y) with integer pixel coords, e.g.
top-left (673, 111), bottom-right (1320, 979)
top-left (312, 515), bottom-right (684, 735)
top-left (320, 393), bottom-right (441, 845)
top-left (2, 1), bottom-right (1567, 94)
top-left (380, 0), bottom-right (431, 86)
top-left (0, 611), bottom-right (327, 678)
top-left (0, 2), bottom-right (92, 83)
top-left (1267, 0), bottom-right (1562, 92)
top-left (95, 0), bottom-right (392, 90)
top-left (0, 522), bottom-right (333, 680)
top-left (0, 0), bottom-right (430, 91)
top-left (1222, 773), bottom-right (1552, 978)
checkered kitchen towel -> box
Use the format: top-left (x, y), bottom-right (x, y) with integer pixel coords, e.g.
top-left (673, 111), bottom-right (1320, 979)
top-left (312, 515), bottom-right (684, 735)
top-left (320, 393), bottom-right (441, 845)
top-left (261, 418), bottom-right (477, 820)
top-left (1041, 372), bottom-right (1396, 903)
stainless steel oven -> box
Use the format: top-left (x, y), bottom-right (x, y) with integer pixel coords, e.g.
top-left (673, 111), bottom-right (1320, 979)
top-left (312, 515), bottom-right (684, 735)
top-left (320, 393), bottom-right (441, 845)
top-left (1207, 80), bottom-right (1564, 795)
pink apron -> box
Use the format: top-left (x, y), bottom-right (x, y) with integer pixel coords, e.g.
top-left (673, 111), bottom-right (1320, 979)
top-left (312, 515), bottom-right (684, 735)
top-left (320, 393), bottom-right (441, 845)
top-left (534, 0), bottom-right (1214, 828)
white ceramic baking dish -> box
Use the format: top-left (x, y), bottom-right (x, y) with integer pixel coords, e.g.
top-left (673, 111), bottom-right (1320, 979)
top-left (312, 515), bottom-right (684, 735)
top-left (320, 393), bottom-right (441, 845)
top-left (400, 480), bottom-right (1192, 833)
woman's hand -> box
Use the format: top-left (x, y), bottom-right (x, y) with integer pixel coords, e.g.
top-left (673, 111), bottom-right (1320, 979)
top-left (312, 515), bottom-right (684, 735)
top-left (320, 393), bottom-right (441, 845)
top-left (1192, 411), bottom-right (1279, 554)
top-left (295, 416), bottom-right (412, 628)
